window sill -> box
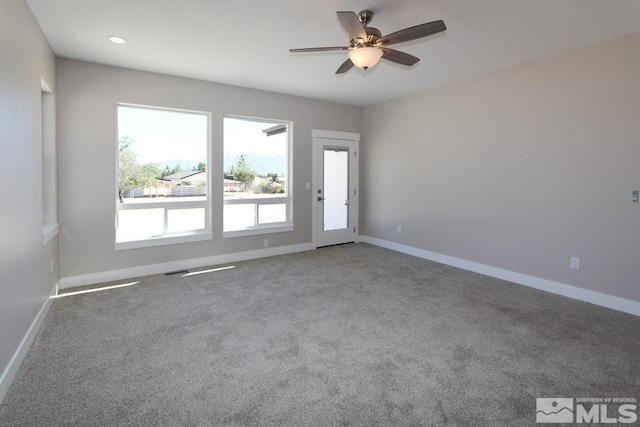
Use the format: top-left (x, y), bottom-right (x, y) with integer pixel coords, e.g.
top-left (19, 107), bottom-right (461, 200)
top-left (42, 223), bottom-right (59, 245)
top-left (115, 232), bottom-right (213, 250)
top-left (223, 224), bottom-right (293, 238)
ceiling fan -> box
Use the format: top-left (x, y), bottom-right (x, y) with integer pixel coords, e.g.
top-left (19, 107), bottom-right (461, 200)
top-left (289, 10), bottom-right (446, 74)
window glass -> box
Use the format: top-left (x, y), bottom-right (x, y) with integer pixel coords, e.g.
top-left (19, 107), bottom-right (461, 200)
top-left (116, 105), bottom-right (209, 245)
top-left (223, 116), bottom-right (291, 234)
top-left (259, 204), bottom-right (287, 224)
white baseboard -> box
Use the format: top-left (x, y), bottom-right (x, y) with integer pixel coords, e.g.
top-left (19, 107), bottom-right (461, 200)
top-left (0, 284), bottom-right (57, 403)
top-left (360, 236), bottom-right (640, 317)
top-left (60, 243), bottom-right (316, 290)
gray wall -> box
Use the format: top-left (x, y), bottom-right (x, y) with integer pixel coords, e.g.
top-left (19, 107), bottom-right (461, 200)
top-left (0, 0), bottom-right (58, 379)
top-left (57, 59), bottom-right (362, 278)
top-left (362, 31), bottom-right (640, 303)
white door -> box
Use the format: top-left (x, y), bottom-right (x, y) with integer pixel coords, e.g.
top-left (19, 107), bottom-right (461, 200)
top-left (313, 130), bottom-right (359, 247)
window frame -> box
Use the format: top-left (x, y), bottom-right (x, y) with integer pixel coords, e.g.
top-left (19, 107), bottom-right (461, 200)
top-left (114, 103), bottom-right (212, 250)
top-left (41, 79), bottom-right (59, 245)
top-left (222, 114), bottom-right (293, 238)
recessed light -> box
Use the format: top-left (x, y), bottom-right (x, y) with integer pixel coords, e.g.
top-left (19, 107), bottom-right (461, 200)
top-left (108, 35), bottom-right (128, 44)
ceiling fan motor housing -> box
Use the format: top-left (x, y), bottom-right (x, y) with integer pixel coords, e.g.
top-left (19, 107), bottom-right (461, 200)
top-left (355, 10), bottom-right (381, 45)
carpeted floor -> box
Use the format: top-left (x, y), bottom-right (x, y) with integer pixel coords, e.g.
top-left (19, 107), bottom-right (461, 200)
top-left (1, 243), bottom-right (638, 426)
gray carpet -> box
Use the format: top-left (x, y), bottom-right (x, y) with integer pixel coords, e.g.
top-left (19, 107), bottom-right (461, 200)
top-left (1, 243), bottom-right (638, 426)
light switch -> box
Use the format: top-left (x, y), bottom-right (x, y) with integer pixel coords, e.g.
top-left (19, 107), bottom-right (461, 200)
top-left (633, 190), bottom-right (639, 203)
top-left (570, 257), bottom-right (580, 270)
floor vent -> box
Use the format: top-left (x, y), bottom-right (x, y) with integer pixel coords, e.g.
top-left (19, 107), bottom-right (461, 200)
top-left (165, 270), bottom-right (189, 276)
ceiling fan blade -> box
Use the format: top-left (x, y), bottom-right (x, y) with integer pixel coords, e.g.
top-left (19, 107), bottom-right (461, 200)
top-left (289, 47), bottom-right (349, 53)
top-left (377, 20), bottom-right (446, 46)
top-left (337, 11), bottom-right (368, 42)
top-left (380, 48), bottom-right (420, 66)
top-left (335, 58), bottom-right (354, 74)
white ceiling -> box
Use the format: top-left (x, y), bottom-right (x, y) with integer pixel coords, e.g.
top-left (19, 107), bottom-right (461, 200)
top-left (26, 0), bottom-right (640, 107)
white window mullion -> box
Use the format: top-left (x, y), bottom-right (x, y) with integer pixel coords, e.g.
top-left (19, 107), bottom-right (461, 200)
top-left (163, 206), bottom-right (169, 235)
top-left (253, 204), bottom-right (258, 227)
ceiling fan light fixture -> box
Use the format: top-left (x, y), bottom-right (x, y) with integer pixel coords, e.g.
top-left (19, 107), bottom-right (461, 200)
top-left (289, 10), bottom-right (446, 74)
top-left (108, 35), bottom-right (128, 44)
top-left (348, 47), bottom-right (383, 70)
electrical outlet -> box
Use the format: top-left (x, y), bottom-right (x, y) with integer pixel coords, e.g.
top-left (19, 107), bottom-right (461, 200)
top-left (264, 239), bottom-right (269, 248)
top-left (570, 257), bottom-right (580, 270)
top-left (397, 225), bottom-right (402, 234)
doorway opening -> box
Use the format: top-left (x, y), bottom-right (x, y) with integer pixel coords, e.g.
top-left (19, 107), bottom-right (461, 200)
top-left (312, 130), bottom-right (359, 248)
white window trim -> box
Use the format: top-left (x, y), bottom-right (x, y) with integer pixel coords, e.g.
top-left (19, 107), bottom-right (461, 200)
top-left (223, 115), bottom-right (293, 237)
top-left (115, 103), bottom-right (211, 249)
top-left (115, 231), bottom-right (213, 250)
top-left (223, 225), bottom-right (294, 239)
top-left (42, 223), bottom-right (59, 245)
top-left (41, 79), bottom-right (58, 245)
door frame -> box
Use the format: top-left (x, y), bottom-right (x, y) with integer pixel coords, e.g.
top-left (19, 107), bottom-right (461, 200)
top-left (312, 129), bottom-right (360, 248)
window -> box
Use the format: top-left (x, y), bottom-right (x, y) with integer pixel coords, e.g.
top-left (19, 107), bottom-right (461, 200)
top-left (41, 79), bottom-right (58, 245)
top-left (116, 104), bottom-right (210, 249)
top-left (223, 116), bottom-right (292, 236)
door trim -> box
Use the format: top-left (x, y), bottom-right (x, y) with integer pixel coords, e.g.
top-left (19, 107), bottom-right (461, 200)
top-left (312, 129), bottom-right (360, 248)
